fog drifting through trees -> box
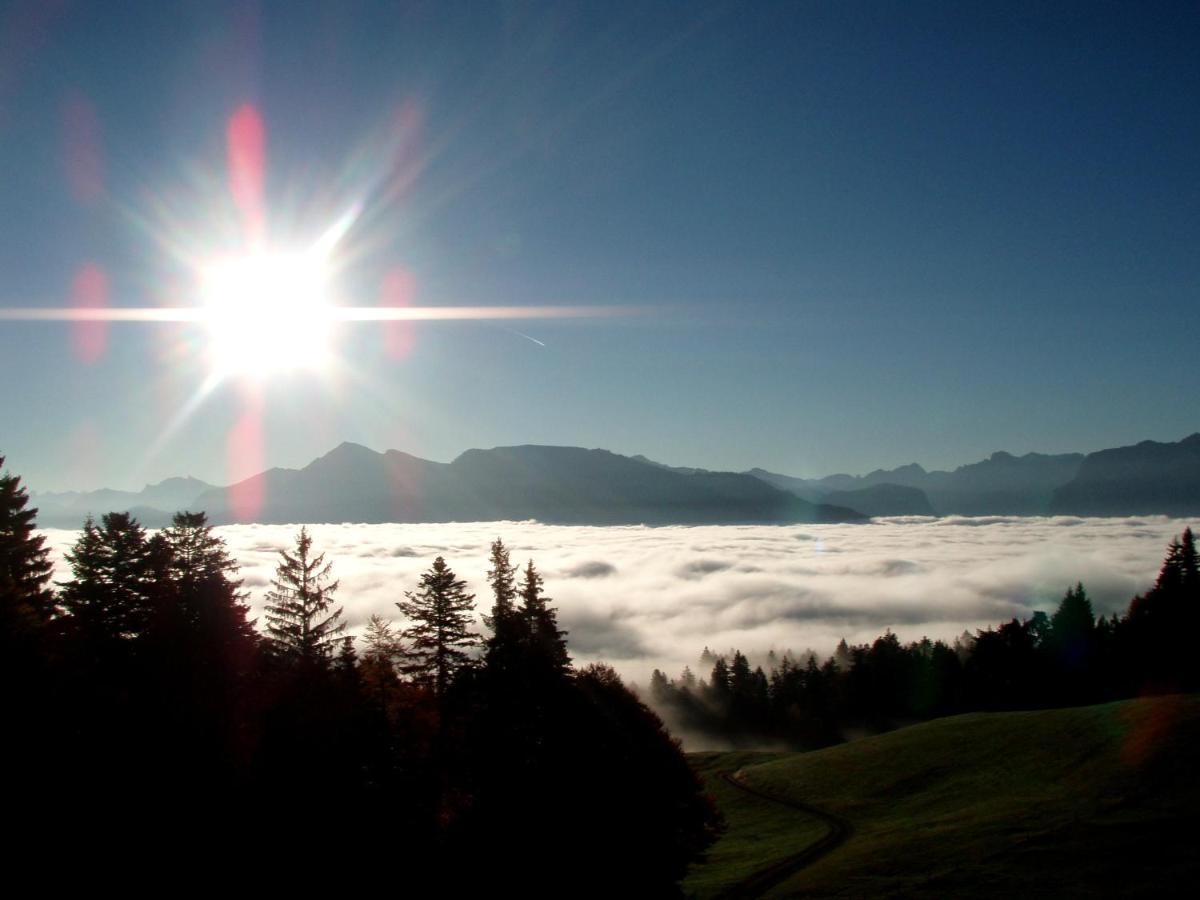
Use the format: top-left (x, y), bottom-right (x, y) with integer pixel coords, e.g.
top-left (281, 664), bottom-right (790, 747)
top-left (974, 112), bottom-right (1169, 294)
top-left (37, 515), bottom-right (1193, 684)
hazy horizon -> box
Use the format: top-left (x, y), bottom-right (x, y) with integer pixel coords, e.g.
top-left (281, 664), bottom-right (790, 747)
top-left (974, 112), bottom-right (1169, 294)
top-left (23, 428), bottom-right (1198, 496)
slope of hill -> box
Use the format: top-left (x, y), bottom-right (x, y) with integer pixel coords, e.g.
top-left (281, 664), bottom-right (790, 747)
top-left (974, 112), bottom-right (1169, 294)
top-left (194, 443), bottom-right (867, 525)
top-left (685, 696), bottom-right (1200, 897)
top-left (1050, 433), bottom-right (1200, 516)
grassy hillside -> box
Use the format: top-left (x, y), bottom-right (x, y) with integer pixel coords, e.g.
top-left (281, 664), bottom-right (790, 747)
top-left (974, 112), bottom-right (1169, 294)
top-left (686, 696), bottom-right (1200, 897)
top-left (684, 752), bottom-right (825, 897)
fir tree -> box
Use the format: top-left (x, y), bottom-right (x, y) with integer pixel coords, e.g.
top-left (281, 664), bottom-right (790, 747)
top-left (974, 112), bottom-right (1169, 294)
top-left (0, 455), bottom-right (55, 640)
top-left (483, 538), bottom-right (526, 672)
top-left (360, 614), bottom-right (407, 711)
top-left (517, 558), bottom-right (570, 672)
top-left (158, 511), bottom-right (257, 653)
top-left (263, 526), bottom-right (345, 668)
top-left (59, 512), bottom-right (154, 645)
top-left (397, 556), bottom-right (479, 698)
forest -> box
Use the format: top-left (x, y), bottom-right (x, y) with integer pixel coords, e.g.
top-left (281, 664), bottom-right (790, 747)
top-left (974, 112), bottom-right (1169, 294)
top-left (0, 455), bottom-right (718, 890)
top-left (650, 529), bottom-right (1199, 749)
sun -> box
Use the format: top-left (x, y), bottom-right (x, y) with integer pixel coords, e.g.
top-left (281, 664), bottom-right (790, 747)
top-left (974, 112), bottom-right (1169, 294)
top-left (200, 249), bottom-right (334, 377)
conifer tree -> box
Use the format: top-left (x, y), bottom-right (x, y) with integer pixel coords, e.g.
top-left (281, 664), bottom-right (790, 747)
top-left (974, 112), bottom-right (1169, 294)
top-left (360, 614), bottom-right (407, 709)
top-left (59, 512), bottom-right (154, 645)
top-left (263, 526), bottom-right (345, 668)
top-left (517, 558), bottom-right (569, 672)
top-left (158, 511), bottom-right (257, 650)
top-left (483, 539), bottom-right (526, 672)
top-left (0, 455), bottom-right (55, 641)
top-left (362, 613), bottom-right (406, 671)
top-left (397, 556), bottom-right (479, 698)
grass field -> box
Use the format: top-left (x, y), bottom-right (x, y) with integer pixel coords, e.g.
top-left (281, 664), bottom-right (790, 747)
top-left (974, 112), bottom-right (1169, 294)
top-left (685, 696), bottom-right (1200, 897)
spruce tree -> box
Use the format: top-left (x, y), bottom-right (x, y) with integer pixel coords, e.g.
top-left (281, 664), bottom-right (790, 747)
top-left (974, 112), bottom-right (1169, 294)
top-left (483, 538), bottom-right (527, 673)
top-left (0, 455), bottom-right (55, 640)
top-left (517, 558), bottom-right (569, 672)
top-left (263, 526), bottom-right (345, 668)
top-left (59, 512), bottom-right (154, 645)
top-left (158, 511), bottom-right (256, 649)
top-left (360, 614), bottom-right (407, 710)
top-left (397, 556), bottom-right (479, 698)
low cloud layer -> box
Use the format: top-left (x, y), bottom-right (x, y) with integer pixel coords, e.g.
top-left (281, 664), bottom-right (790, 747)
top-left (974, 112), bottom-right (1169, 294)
top-left (40, 516), bottom-right (1196, 685)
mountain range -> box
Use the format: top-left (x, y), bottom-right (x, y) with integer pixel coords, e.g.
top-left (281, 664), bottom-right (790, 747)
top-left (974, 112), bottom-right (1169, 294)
top-left (29, 433), bottom-right (1200, 527)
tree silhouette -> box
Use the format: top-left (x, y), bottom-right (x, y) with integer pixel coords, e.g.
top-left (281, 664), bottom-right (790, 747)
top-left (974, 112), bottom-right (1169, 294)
top-left (1, 455), bottom-right (59, 807)
top-left (0, 455), bottom-right (55, 637)
top-left (157, 511), bottom-right (257, 653)
top-left (517, 558), bottom-right (569, 673)
top-left (397, 556), bottom-right (479, 698)
top-left (59, 512), bottom-right (154, 647)
top-left (482, 538), bottom-right (525, 674)
top-left (263, 526), bottom-right (345, 668)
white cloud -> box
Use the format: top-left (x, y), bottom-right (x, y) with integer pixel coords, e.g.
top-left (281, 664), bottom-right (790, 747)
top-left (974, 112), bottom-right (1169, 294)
top-left (40, 515), bottom-right (1195, 685)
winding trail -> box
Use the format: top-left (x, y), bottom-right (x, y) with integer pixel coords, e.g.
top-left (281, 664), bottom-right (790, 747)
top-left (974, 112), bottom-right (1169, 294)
top-left (715, 770), bottom-right (853, 899)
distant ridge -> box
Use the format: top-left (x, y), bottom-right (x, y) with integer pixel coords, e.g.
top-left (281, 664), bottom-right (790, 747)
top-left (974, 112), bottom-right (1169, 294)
top-left (748, 449), bottom-right (1086, 516)
top-left (29, 432), bottom-right (1200, 526)
top-left (190, 443), bottom-right (866, 526)
top-left (1049, 433), bottom-right (1200, 516)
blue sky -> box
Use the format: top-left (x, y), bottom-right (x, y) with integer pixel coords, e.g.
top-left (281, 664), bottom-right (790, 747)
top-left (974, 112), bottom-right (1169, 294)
top-left (1, 1), bottom-right (1197, 492)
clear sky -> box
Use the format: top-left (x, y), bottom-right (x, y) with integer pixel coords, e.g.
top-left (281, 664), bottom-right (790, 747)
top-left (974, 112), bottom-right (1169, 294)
top-left (1, 1), bottom-right (1197, 492)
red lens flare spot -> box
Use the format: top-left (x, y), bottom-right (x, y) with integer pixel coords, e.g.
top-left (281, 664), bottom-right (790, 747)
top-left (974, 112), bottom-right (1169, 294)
top-left (70, 263), bottom-right (109, 363)
top-left (381, 267), bottom-right (416, 358)
top-left (227, 395), bottom-right (265, 521)
top-left (227, 103), bottom-right (265, 240)
top-left (62, 91), bottom-right (104, 204)
top-left (387, 98), bottom-right (424, 201)
top-left (1121, 695), bottom-right (1183, 768)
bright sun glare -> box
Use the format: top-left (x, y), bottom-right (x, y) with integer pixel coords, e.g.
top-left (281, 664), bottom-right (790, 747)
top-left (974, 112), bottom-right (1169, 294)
top-left (200, 250), bottom-right (333, 377)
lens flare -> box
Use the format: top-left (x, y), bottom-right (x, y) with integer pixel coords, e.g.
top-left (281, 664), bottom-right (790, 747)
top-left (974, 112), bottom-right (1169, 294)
top-left (200, 250), bottom-right (334, 377)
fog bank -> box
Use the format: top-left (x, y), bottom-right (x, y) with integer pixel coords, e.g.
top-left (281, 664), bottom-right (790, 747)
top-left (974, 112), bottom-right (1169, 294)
top-left (41, 516), bottom-right (1194, 684)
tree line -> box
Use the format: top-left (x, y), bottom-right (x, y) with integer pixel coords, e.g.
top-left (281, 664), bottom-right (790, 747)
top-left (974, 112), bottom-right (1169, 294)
top-left (649, 529), bottom-right (1200, 749)
top-left (0, 456), bottom-right (719, 891)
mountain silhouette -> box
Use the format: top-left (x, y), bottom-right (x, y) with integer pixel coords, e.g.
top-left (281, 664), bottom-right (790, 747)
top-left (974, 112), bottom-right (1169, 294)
top-left (1049, 433), bottom-right (1200, 516)
top-left (31, 433), bottom-right (1200, 526)
top-left (32, 476), bottom-right (217, 527)
top-left (193, 443), bottom-right (866, 525)
top-left (750, 450), bottom-right (1086, 515)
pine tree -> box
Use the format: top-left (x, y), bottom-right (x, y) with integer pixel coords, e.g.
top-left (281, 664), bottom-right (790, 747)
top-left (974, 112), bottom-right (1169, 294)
top-left (397, 556), bottom-right (479, 698)
top-left (158, 511), bottom-right (256, 649)
top-left (517, 558), bottom-right (569, 672)
top-left (360, 614), bottom-right (407, 710)
top-left (362, 613), bottom-right (406, 671)
top-left (59, 512), bottom-right (154, 645)
top-left (263, 526), bottom-right (345, 668)
top-left (1051, 582), bottom-right (1095, 643)
top-left (0, 455), bottom-right (55, 642)
top-left (483, 538), bottom-right (526, 672)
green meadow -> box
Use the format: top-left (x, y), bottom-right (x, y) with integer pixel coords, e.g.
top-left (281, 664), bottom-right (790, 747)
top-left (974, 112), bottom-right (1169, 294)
top-left (686, 696), bottom-right (1200, 897)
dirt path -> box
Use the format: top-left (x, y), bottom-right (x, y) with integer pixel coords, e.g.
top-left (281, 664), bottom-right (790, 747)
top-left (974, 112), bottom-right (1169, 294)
top-left (714, 771), bottom-right (852, 899)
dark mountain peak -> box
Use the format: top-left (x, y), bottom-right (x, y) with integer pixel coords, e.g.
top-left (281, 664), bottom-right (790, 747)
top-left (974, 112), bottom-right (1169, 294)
top-left (1050, 432), bottom-right (1200, 516)
top-left (989, 451), bottom-right (1014, 462)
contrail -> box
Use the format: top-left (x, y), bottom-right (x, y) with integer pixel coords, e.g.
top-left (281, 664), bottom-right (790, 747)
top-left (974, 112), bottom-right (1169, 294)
top-left (502, 326), bottom-right (546, 347)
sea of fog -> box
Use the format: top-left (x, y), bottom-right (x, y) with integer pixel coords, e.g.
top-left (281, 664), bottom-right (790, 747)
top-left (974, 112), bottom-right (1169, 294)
top-left (40, 516), bottom-right (1195, 685)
